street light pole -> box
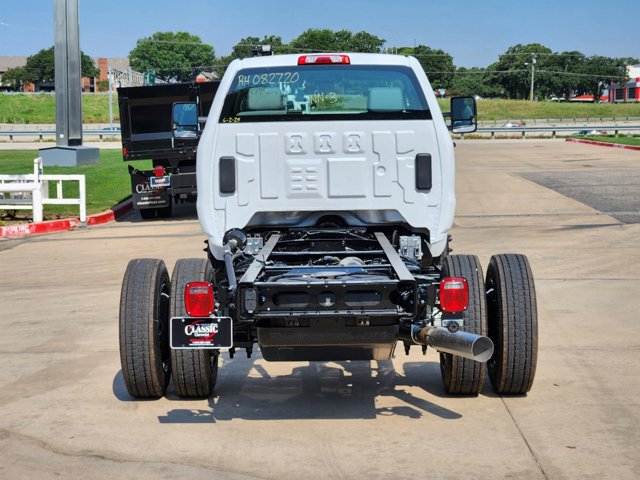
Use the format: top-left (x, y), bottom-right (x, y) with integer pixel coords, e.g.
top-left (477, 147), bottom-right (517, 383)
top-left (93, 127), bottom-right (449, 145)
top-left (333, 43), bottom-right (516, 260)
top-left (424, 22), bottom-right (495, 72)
top-left (41, 0), bottom-right (99, 167)
top-left (529, 54), bottom-right (537, 101)
top-left (53, 0), bottom-right (81, 147)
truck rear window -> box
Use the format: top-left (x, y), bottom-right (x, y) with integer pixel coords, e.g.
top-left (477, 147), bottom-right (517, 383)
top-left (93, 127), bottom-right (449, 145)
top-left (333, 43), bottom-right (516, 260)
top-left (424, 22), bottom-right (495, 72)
top-left (219, 65), bottom-right (432, 123)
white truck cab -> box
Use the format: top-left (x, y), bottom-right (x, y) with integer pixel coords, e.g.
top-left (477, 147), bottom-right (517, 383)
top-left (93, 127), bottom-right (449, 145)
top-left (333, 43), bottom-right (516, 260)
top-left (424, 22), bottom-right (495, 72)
top-left (197, 53), bottom-right (475, 261)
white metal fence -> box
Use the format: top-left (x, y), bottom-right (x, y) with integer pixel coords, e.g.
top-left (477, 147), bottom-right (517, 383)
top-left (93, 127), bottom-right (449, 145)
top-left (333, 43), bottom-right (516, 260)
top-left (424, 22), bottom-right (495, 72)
top-left (0, 157), bottom-right (86, 223)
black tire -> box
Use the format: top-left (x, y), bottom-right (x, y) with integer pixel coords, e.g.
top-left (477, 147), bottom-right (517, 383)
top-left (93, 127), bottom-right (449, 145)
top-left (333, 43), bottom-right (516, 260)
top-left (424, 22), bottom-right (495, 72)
top-left (486, 254), bottom-right (538, 395)
top-left (439, 255), bottom-right (488, 395)
top-left (170, 258), bottom-right (218, 398)
top-left (139, 208), bottom-right (156, 220)
top-left (119, 258), bottom-right (171, 398)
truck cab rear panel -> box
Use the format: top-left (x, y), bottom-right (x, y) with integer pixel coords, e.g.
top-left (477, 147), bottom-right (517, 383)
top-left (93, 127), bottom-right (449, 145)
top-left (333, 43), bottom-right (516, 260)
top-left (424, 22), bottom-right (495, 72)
top-left (197, 54), bottom-right (455, 260)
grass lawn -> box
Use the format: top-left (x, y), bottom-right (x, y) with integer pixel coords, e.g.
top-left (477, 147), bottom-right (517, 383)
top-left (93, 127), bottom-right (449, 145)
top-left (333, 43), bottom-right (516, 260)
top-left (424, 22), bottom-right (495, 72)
top-left (0, 150), bottom-right (148, 221)
top-left (0, 93), bottom-right (114, 124)
top-left (580, 136), bottom-right (640, 146)
top-left (436, 98), bottom-right (640, 122)
top-left (2, 93), bottom-right (640, 124)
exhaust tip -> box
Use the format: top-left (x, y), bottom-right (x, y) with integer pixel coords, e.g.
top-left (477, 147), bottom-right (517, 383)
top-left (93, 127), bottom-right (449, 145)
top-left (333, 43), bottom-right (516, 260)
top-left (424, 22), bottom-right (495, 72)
top-left (472, 336), bottom-right (494, 363)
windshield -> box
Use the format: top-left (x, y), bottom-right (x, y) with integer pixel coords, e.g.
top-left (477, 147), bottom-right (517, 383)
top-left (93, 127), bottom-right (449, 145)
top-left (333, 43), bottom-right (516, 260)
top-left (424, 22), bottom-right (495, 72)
top-left (219, 65), bottom-right (431, 123)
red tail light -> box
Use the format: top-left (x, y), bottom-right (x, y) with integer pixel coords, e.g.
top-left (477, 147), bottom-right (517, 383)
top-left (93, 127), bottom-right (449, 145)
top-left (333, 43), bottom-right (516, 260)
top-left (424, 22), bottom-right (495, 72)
top-left (184, 282), bottom-right (214, 317)
top-left (440, 277), bottom-right (469, 312)
top-left (122, 147), bottom-right (128, 156)
top-left (298, 54), bottom-right (350, 65)
top-left (154, 165), bottom-right (166, 177)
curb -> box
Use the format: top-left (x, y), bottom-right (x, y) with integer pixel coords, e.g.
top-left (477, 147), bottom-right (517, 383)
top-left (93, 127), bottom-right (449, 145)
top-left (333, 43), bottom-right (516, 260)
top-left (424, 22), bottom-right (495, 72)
top-left (1, 198), bottom-right (133, 239)
top-left (565, 138), bottom-right (640, 151)
top-left (87, 198), bottom-right (134, 226)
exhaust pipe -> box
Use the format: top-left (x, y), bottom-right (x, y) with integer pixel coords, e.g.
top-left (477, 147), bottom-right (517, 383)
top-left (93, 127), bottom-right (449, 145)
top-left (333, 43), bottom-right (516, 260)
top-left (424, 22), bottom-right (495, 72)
top-left (413, 326), bottom-right (494, 362)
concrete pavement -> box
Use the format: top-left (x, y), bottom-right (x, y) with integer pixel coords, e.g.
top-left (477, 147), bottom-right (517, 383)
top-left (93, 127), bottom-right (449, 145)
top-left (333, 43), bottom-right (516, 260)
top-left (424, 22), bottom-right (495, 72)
top-left (0, 140), bottom-right (639, 479)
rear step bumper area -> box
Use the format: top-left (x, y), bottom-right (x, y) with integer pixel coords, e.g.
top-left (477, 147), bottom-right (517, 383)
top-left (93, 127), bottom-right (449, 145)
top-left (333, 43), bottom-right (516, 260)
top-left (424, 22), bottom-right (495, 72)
top-left (234, 229), bottom-right (418, 361)
top-left (258, 325), bottom-right (399, 361)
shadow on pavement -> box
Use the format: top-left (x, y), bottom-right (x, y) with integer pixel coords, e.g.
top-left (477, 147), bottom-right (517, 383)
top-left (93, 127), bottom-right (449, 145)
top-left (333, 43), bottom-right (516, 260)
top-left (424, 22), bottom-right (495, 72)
top-left (116, 202), bottom-right (198, 224)
top-left (113, 354), bottom-right (464, 422)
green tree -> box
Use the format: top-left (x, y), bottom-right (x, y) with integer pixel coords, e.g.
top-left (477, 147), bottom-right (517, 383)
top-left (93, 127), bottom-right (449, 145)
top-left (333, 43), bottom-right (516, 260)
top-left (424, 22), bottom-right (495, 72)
top-left (230, 35), bottom-right (287, 59)
top-left (575, 56), bottom-right (628, 100)
top-left (214, 35), bottom-right (288, 77)
top-left (450, 67), bottom-right (502, 97)
top-left (488, 43), bottom-right (553, 99)
top-left (289, 29), bottom-right (341, 52)
top-left (347, 31), bottom-right (386, 53)
top-left (1, 67), bottom-right (28, 91)
top-left (3, 47), bottom-right (98, 90)
top-left (543, 50), bottom-right (586, 99)
top-left (288, 29), bottom-right (385, 53)
top-left (395, 45), bottom-right (455, 90)
top-left (129, 32), bottom-right (215, 82)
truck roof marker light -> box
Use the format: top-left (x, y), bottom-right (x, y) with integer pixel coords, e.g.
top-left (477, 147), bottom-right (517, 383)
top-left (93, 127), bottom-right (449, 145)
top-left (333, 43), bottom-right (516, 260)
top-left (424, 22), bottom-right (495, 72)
top-left (298, 54), bottom-right (350, 65)
top-left (440, 277), bottom-right (469, 312)
top-left (154, 165), bottom-right (165, 177)
top-left (185, 282), bottom-right (214, 317)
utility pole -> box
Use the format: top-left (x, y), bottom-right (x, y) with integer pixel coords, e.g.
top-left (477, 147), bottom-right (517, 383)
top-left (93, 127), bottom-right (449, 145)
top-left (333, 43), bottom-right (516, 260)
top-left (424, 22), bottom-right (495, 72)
top-left (529, 54), bottom-right (537, 101)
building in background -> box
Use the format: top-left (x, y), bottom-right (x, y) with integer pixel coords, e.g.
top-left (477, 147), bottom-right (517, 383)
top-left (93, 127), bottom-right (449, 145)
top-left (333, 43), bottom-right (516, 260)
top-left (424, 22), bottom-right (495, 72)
top-left (84, 57), bottom-right (130, 92)
top-left (0, 56), bottom-right (28, 91)
top-left (608, 65), bottom-right (640, 103)
top-left (0, 56), bottom-right (129, 92)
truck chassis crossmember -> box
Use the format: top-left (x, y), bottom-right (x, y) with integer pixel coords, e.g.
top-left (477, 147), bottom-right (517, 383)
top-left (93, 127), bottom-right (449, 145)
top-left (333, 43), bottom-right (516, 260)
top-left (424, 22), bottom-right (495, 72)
top-left (233, 228), bottom-right (420, 361)
top-left (189, 227), bottom-right (492, 366)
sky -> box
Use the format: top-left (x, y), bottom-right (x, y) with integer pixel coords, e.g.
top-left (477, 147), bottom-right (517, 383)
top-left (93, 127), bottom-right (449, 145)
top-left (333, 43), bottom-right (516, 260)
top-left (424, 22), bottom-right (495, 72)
top-left (0, 0), bottom-right (638, 68)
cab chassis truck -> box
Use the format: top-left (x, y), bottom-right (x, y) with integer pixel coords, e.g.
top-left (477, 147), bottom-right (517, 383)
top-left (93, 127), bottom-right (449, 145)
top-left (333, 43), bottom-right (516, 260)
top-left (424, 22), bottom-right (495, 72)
top-left (119, 53), bottom-right (537, 399)
top-left (117, 81), bottom-right (220, 219)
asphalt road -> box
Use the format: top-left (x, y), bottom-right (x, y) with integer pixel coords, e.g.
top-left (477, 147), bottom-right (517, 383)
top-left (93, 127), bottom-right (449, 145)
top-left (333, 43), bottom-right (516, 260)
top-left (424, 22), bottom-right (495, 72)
top-left (1, 140), bottom-right (639, 479)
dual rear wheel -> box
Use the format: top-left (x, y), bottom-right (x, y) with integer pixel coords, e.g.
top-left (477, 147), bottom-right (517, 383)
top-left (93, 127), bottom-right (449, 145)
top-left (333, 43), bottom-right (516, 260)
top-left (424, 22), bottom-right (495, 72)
top-left (119, 253), bottom-right (538, 398)
top-left (439, 254), bottom-right (538, 395)
top-left (119, 258), bottom-right (218, 399)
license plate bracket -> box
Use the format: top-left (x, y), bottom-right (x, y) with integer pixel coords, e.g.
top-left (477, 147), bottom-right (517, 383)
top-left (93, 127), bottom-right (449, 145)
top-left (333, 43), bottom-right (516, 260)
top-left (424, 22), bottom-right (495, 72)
top-left (150, 175), bottom-right (171, 188)
top-left (170, 317), bottom-right (233, 349)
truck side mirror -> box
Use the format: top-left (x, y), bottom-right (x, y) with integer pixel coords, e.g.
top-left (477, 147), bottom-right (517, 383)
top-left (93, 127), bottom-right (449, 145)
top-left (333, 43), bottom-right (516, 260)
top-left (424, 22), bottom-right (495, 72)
top-left (172, 102), bottom-right (198, 139)
top-left (449, 96), bottom-right (477, 134)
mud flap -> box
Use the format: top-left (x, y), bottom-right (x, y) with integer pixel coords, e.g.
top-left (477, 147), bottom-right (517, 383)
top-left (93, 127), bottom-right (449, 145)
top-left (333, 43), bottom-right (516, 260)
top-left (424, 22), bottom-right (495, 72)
top-left (130, 169), bottom-right (171, 209)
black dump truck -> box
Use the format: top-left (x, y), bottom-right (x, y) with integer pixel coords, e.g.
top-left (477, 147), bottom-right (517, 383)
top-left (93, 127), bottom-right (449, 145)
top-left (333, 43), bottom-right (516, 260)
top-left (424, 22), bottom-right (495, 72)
top-left (117, 81), bottom-right (220, 219)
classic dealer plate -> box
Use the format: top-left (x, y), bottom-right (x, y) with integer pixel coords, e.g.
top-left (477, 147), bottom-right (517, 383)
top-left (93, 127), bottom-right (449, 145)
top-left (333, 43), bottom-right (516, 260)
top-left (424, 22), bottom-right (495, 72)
top-left (170, 317), bottom-right (233, 349)
top-left (149, 175), bottom-right (171, 188)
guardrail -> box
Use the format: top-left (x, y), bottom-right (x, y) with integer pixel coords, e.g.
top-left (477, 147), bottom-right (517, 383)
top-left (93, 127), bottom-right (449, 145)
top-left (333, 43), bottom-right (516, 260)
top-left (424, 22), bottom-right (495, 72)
top-left (0, 126), bottom-right (639, 142)
top-left (473, 124), bottom-right (640, 139)
top-left (478, 116), bottom-right (640, 125)
top-left (0, 129), bottom-right (121, 142)
top-left (0, 157), bottom-right (86, 223)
